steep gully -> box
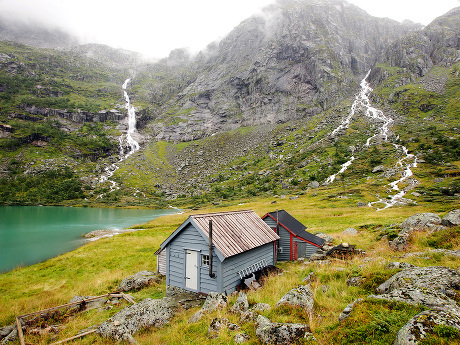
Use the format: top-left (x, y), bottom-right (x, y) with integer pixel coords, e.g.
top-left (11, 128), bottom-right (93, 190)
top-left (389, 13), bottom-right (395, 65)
top-left (97, 79), bottom-right (140, 198)
top-left (325, 71), bottom-right (417, 210)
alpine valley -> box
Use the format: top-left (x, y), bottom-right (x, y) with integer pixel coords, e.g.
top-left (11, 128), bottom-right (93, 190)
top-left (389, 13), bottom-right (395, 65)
top-left (0, 0), bottom-right (459, 210)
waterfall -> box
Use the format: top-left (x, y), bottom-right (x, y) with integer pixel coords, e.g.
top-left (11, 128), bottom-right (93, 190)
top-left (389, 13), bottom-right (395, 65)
top-left (96, 78), bottom-right (140, 198)
top-left (121, 78), bottom-right (140, 157)
top-left (325, 70), bottom-right (417, 210)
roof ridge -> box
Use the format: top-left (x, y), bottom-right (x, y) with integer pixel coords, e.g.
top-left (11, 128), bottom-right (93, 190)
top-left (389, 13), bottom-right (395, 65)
top-left (190, 209), bottom-right (254, 218)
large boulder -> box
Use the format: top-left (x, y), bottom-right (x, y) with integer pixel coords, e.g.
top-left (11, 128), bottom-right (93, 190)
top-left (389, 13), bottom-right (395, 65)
top-left (390, 213), bottom-right (444, 251)
top-left (118, 271), bottom-right (160, 292)
top-left (255, 315), bottom-right (311, 344)
top-left (275, 285), bottom-right (314, 314)
top-left (188, 292), bottom-right (228, 323)
top-left (369, 266), bottom-right (460, 311)
top-left (96, 298), bottom-right (174, 343)
top-left (400, 213), bottom-right (443, 232)
top-left (394, 309), bottom-right (460, 345)
top-left (230, 292), bottom-right (249, 314)
top-left (442, 209), bottom-right (460, 227)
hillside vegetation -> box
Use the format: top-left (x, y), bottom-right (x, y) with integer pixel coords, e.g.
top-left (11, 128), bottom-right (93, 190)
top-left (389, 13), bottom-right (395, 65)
top-left (0, 194), bottom-right (459, 344)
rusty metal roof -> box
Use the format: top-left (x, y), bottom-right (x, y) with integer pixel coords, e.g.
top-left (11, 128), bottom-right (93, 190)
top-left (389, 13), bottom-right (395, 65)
top-left (190, 210), bottom-right (279, 258)
top-left (160, 210), bottom-right (279, 259)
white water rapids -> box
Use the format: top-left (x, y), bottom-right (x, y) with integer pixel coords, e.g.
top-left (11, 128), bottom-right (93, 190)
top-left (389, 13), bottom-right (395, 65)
top-left (325, 70), bottom-right (417, 210)
top-left (97, 79), bottom-right (140, 198)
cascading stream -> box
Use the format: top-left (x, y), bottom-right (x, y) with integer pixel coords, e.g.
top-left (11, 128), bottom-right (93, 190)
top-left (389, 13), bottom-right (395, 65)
top-left (325, 70), bottom-right (417, 210)
top-left (97, 78), bottom-right (140, 198)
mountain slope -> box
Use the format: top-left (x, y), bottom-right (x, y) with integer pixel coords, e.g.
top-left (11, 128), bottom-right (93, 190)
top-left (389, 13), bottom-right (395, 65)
top-left (137, 0), bottom-right (420, 142)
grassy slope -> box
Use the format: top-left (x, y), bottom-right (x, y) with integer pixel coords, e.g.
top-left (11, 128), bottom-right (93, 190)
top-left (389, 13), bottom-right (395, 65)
top-left (1, 189), bottom-right (459, 344)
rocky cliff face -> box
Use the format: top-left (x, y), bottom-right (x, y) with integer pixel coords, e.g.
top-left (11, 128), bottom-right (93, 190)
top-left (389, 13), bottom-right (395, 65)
top-left (144, 0), bottom-right (420, 142)
top-left (370, 7), bottom-right (460, 84)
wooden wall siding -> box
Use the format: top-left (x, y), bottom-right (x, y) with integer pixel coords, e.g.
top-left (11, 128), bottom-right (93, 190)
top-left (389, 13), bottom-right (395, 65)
top-left (166, 223), bottom-right (219, 292)
top-left (221, 243), bottom-right (274, 295)
top-left (263, 217), bottom-right (319, 261)
top-left (191, 210), bottom-right (279, 258)
top-left (157, 249), bottom-right (166, 275)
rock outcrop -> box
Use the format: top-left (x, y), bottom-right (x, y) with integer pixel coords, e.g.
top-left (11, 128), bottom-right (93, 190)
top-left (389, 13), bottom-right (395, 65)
top-left (118, 271), bottom-right (161, 292)
top-left (188, 292), bottom-right (228, 323)
top-left (442, 209), bottom-right (460, 227)
top-left (255, 315), bottom-right (311, 345)
top-left (275, 285), bottom-right (314, 314)
top-left (230, 292), bottom-right (249, 314)
top-left (96, 298), bottom-right (174, 343)
top-left (394, 309), bottom-right (460, 345)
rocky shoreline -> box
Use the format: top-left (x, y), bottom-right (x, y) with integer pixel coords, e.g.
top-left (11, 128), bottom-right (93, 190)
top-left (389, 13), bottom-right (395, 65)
top-left (83, 228), bottom-right (145, 241)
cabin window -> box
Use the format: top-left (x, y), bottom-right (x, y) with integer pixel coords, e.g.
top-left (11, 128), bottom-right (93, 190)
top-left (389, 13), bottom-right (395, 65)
top-left (201, 254), bottom-right (210, 266)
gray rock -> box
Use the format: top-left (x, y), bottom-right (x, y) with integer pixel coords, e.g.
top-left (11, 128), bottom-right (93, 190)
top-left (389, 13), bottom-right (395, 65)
top-left (346, 276), bottom-right (364, 287)
top-left (370, 266), bottom-right (460, 311)
top-left (188, 292), bottom-right (228, 323)
top-left (338, 298), bottom-right (364, 322)
top-left (315, 233), bottom-right (334, 244)
top-left (96, 298), bottom-right (174, 341)
top-left (207, 318), bottom-right (229, 338)
top-left (385, 262), bottom-right (415, 270)
top-left (0, 326), bottom-right (15, 341)
top-left (357, 201), bottom-right (368, 207)
top-left (389, 231), bottom-right (412, 251)
top-left (0, 328), bottom-right (17, 345)
top-left (372, 165), bottom-right (385, 173)
top-left (400, 213), bottom-right (443, 232)
top-left (240, 311), bottom-right (257, 324)
top-left (252, 303), bottom-right (271, 312)
top-left (255, 315), bottom-right (310, 345)
top-left (434, 177), bottom-right (444, 183)
top-left (230, 292), bottom-right (249, 314)
top-left (234, 333), bottom-right (251, 343)
top-left (118, 271), bottom-right (160, 292)
top-left (394, 309), bottom-right (460, 345)
top-left (308, 181), bottom-right (320, 189)
top-left (342, 227), bottom-right (358, 235)
top-left (303, 272), bottom-right (316, 283)
top-left (69, 295), bottom-right (107, 311)
top-left (442, 209), bottom-right (460, 227)
top-left (309, 253), bottom-right (327, 261)
top-left (165, 285), bottom-right (206, 309)
top-left (275, 285), bottom-right (314, 314)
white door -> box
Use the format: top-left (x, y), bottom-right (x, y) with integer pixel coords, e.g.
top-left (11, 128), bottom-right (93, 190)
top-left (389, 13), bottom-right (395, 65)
top-left (185, 250), bottom-right (198, 290)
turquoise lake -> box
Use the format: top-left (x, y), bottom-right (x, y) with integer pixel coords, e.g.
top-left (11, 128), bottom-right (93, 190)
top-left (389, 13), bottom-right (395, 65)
top-left (0, 206), bottom-right (176, 273)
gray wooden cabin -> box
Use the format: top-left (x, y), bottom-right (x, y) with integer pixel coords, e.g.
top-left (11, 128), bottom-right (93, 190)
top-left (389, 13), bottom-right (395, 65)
top-left (158, 210), bottom-right (279, 294)
top-left (262, 210), bottom-right (325, 261)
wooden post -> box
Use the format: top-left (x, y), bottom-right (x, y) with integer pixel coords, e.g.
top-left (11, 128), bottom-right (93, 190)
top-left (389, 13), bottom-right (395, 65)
top-left (16, 317), bottom-right (25, 345)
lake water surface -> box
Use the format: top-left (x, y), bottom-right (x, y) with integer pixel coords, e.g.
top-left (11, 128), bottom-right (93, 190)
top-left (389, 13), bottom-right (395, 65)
top-left (0, 206), bottom-right (176, 273)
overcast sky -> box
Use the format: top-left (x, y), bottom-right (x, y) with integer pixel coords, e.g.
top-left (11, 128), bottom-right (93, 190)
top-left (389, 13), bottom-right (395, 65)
top-left (0, 0), bottom-right (458, 58)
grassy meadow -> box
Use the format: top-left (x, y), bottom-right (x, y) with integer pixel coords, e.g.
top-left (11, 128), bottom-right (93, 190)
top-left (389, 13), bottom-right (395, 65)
top-left (1, 187), bottom-right (460, 344)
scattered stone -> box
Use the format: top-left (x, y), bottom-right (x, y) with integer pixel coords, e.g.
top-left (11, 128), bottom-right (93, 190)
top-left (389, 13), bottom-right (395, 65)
top-left (0, 328), bottom-right (17, 345)
top-left (207, 318), bottom-right (229, 338)
top-left (118, 271), bottom-right (160, 292)
top-left (275, 285), bottom-right (314, 314)
top-left (165, 285), bottom-right (206, 309)
top-left (188, 292), bottom-right (228, 323)
top-left (434, 177), bottom-right (444, 183)
top-left (315, 233), bottom-right (334, 245)
top-left (372, 165), bottom-right (385, 173)
top-left (255, 315), bottom-right (310, 345)
top-left (234, 333), bottom-right (251, 343)
top-left (308, 181), bottom-right (320, 189)
top-left (303, 272), bottom-right (316, 283)
top-left (252, 303), bottom-right (271, 312)
top-left (385, 262), bottom-right (415, 269)
top-left (240, 311), bottom-right (257, 324)
top-left (342, 227), bottom-right (358, 235)
top-left (0, 326), bottom-right (15, 343)
top-left (357, 201), bottom-right (367, 207)
top-left (394, 309), bottom-right (460, 345)
top-left (346, 277), bottom-right (364, 287)
top-left (230, 292), bottom-right (249, 314)
top-left (228, 323), bottom-right (241, 331)
top-left (338, 298), bottom-right (364, 322)
top-left (411, 192), bottom-right (421, 197)
top-left (289, 196), bottom-right (299, 200)
top-left (96, 298), bottom-right (174, 342)
top-left (442, 209), bottom-right (460, 227)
